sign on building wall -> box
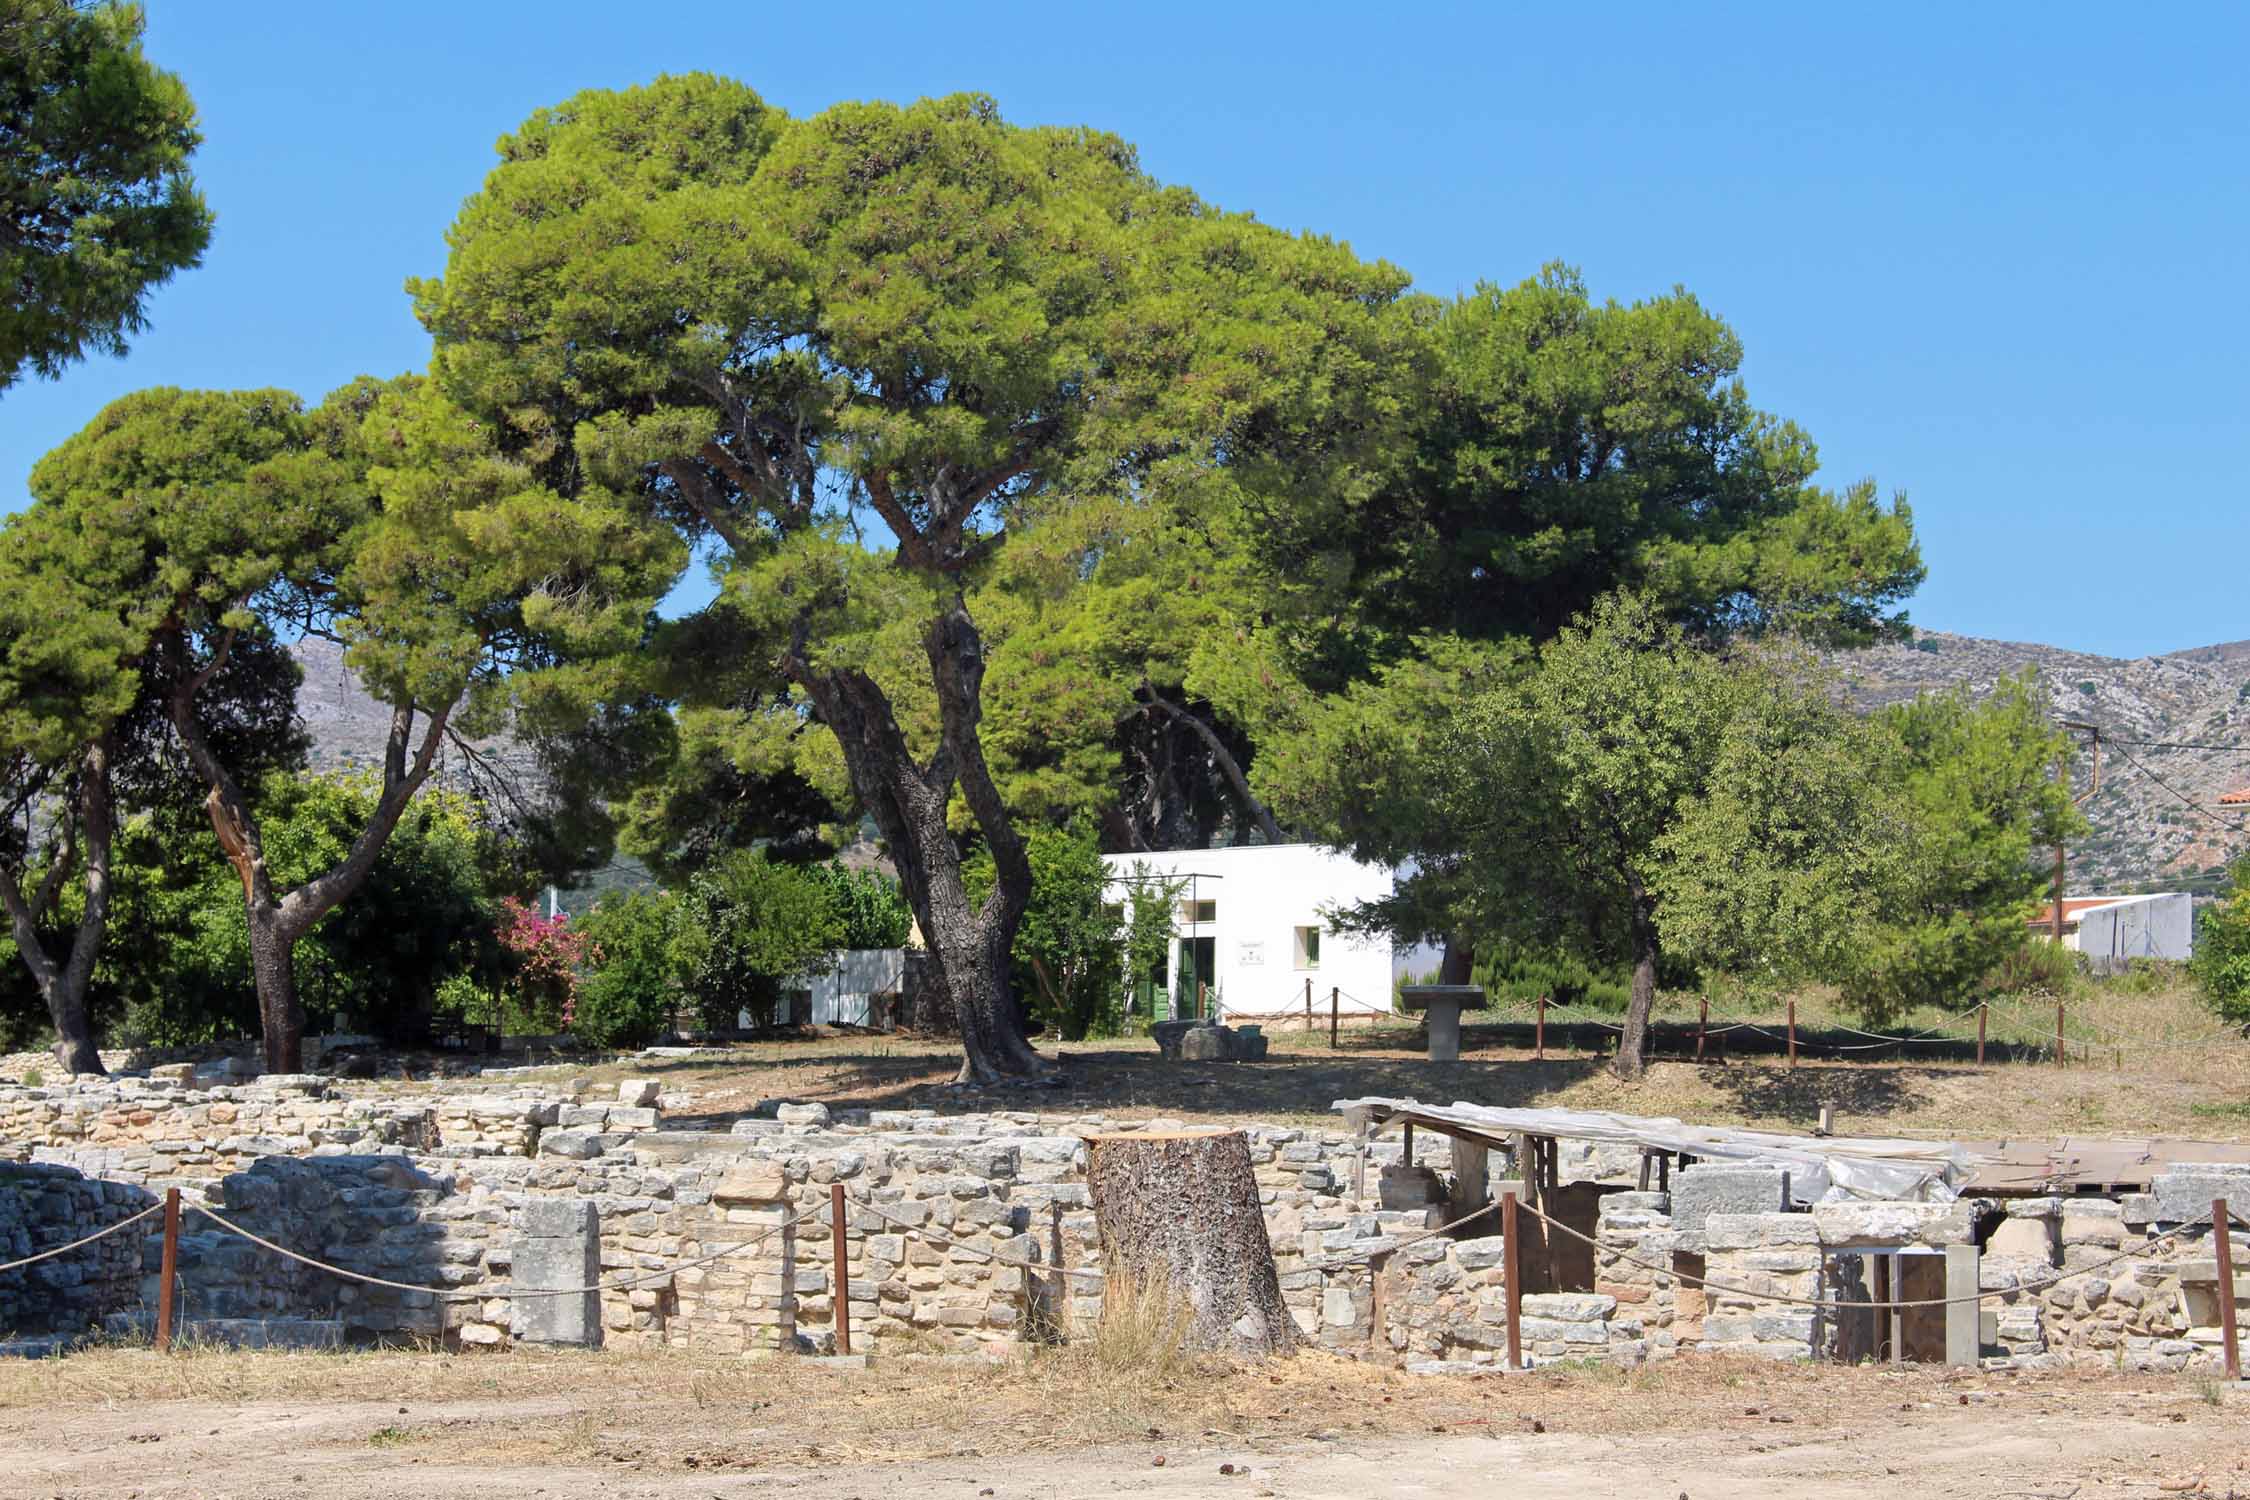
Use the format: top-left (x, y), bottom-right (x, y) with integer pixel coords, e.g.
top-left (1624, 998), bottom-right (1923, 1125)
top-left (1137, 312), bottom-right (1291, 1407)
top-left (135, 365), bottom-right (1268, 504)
top-left (1237, 940), bottom-right (1265, 967)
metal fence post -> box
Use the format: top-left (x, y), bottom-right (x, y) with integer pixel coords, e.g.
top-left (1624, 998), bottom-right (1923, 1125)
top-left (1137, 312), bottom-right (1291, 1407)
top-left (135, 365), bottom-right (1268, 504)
top-left (830, 1183), bottom-right (852, 1356)
top-left (1502, 1190), bottom-right (1522, 1371)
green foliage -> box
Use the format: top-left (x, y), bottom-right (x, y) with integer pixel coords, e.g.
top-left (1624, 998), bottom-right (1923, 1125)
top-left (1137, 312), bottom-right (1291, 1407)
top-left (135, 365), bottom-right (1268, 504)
top-left (1835, 675), bottom-right (2083, 1022)
top-left (805, 864), bottom-right (912, 951)
top-left (2192, 860), bottom-right (2250, 1026)
top-left (0, 0), bottom-right (212, 390)
top-left (1471, 949), bottom-right (1636, 1013)
top-left (105, 775), bottom-right (501, 1044)
top-left (671, 851), bottom-right (843, 1031)
top-left (1375, 596), bottom-right (1894, 1039)
top-left (571, 889), bottom-right (681, 1048)
top-left (969, 825), bottom-right (1129, 1040)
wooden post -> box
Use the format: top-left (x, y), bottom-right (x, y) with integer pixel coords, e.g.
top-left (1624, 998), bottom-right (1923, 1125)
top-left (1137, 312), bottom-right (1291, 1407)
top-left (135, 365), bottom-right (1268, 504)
top-left (1368, 1249), bottom-right (1390, 1354)
top-left (1976, 1003), bottom-right (1987, 1067)
top-left (1402, 1120), bottom-right (1415, 1166)
top-left (1501, 1191), bottom-right (1522, 1371)
top-left (1696, 994), bottom-right (1708, 1062)
top-left (1330, 986), bottom-right (1339, 1050)
top-left (1786, 999), bottom-right (1797, 1069)
top-left (1198, 981), bottom-right (1208, 1021)
top-left (2216, 1198), bottom-right (2241, 1382)
top-left (830, 1182), bottom-right (852, 1356)
top-left (1305, 977), bottom-right (1314, 1031)
top-left (2055, 999), bottom-right (2066, 1068)
top-left (1535, 993), bottom-right (1546, 1060)
top-left (154, 1186), bottom-right (180, 1353)
top-left (1354, 1117), bottom-right (1368, 1200)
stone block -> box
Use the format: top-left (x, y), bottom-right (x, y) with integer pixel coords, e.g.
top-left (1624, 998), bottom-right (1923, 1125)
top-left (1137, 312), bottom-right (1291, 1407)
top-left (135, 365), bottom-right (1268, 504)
top-left (1521, 1292), bottom-right (1616, 1322)
top-left (618, 1079), bottom-right (661, 1108)
top-left (2148, 1164), bottom-right (2250, 1226)
top-left (1670, 1164), bottom-right (1790, 1232)
top-left (538, 1131), bottom-right (604, 1160)
top-left (1984, 1216), bottom-right (2055, 1263)
top-left (1808, 1200), bottom-right (1973, 1248)
top-left (777, 1102), bottom-right (831, 1127)
top-left (1703, 1213), bottom-right (1820, 1251)
top-left (520, 1197), bottom-right (597, 1239)
top-left (713, 1167), bottom-right (788, 1204)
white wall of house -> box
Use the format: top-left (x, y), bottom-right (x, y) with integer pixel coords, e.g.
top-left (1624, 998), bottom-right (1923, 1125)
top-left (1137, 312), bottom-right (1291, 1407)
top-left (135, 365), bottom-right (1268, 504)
top-left (1100, 844), bottom-right (1403, 1022)
top-left (2067, 893), bottom-right (2195, 965)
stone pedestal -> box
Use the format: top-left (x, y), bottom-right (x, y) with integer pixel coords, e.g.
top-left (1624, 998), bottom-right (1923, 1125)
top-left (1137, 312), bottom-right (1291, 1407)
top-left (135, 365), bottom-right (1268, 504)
top-left (1398, 985), bottom-right (1487, 1062)
top-left (511, 1197), bottom-right (602, 1347)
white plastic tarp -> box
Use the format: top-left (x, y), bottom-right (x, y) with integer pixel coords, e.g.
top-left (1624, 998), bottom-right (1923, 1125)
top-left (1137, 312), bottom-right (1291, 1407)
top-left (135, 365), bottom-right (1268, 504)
top-left (1334, 1096), bottom-right (1977, 1203)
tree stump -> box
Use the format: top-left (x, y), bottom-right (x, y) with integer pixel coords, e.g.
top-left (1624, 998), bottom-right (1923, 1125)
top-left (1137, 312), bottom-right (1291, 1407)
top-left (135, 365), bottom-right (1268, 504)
top-left (1085, 1127), bottom-right (1301, 1356)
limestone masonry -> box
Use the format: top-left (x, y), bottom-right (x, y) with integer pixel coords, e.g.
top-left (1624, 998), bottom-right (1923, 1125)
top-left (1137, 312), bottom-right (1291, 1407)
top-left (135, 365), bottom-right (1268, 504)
top-left (0, 1072), bottom-right (2242, 1372)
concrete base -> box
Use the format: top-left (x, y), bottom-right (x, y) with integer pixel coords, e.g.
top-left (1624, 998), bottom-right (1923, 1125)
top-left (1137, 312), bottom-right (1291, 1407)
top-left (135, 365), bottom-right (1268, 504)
top-left (1426, 1000), bottom-right (1466, 1062)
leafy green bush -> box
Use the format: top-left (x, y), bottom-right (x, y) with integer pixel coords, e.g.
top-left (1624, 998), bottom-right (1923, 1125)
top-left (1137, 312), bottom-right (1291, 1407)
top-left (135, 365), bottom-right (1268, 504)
top-left (672, 851), bottom-right (843, 1031)
top-left (1472, 948), bottom-right (1636, 1013)
top-left (2192, 862), bottom-right (2250, 1026)
top-left (572, 890), bottom-right (682, 1047)
top-left (805, 865), bottom-right (913, 950)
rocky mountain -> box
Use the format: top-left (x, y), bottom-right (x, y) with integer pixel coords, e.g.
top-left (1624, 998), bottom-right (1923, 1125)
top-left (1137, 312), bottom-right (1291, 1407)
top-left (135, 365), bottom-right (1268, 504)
top-left (292, 636), bottom-right (536, 793)
top-left (1830, 631), bottom-right (2250, 893)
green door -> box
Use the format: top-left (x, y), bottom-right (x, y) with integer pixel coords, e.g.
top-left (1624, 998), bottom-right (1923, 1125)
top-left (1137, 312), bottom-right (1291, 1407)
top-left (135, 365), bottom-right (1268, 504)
top-left (1174, 936), bottom-right (1217, 1019)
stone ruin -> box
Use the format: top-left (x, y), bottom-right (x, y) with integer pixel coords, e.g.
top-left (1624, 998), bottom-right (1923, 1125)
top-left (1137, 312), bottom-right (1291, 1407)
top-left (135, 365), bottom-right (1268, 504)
top-left (0, 1070), bottom-right (2243, 1375)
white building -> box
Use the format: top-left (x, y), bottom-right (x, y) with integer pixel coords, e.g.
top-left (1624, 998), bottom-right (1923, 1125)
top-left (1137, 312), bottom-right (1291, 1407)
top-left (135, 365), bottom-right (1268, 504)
top-left (1100, 844), bottom-right (1430, 1024)
top-left (2030, 893), bottom-right (2195, 969)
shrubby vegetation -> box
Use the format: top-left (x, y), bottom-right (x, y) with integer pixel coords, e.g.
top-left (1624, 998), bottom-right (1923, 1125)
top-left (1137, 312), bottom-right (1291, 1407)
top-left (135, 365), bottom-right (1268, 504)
top-left (2192, 862), bottom-right (2250, 1026)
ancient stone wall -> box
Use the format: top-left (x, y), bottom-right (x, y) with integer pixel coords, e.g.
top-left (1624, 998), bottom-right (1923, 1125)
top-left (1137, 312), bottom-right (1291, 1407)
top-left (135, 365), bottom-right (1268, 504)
top-left (0, 1162), bottom-right (154, 1338)
top-left (4, 1075), bottom-right (2243, 1371)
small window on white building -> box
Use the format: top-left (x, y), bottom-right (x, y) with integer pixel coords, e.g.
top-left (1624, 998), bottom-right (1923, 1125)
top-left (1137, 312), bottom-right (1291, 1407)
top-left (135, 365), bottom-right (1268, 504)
top-left (1177, 898), bottom-right (1217, 924)
top-left (1293, 925), bottom-right (1321, 970)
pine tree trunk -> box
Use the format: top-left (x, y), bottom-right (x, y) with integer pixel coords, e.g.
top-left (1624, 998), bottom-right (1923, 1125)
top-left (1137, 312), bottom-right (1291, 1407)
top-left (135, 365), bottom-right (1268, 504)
top-left (247, 907), bottom-right (306, 1075)
top-left (1085, 1127), bottom-right (1300, 1356)
top-left (1438, 933), bottom-right (1476, 986)
top-left (1615, 919), bottom-right (1659, 1082)
top-left (3, 738), bottom-right (116, 1077)
top-left (791, 598), bottom-right (1051, 1087)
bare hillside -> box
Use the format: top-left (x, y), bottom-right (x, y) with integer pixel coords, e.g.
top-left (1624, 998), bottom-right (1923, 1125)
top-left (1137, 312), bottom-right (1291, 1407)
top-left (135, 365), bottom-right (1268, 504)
top-left (1832, 630), bottom-right (2250, 891)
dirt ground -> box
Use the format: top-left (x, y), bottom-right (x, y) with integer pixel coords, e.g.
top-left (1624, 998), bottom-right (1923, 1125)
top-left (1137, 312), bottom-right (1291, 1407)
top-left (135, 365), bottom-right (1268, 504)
top-left (2, 1348), bottom-right (2243, 1500)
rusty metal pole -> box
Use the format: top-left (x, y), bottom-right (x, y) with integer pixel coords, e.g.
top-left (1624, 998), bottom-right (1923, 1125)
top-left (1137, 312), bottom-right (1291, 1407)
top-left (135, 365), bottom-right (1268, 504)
top-left (1535, 993), bottom-right (1546, 1060)
top-left (1696, 994), bottom-right (1708, 1062)
top-left (1502, 1191), bottom-right (1522, 1371)
top-left (1304, 976), bottom-right (1314, 1031)
top-left (1329, 986), bottom-right (1339, 1049)
top-left (2055, 999), bottom-right (2066, 1069)
top-left (1977, 1003), bottom-right (1987, 1067)
top-left (2216, 1198), bottom-right (2241, 1382)
top-left (1787, 999), bottom-right (1797, 1069)
top-left (829, 1182), bottom-right (852, 1356)
top-left (1368, 1250), bottom-right (1390, 1355)
top-left (154, 1187), bottom-right (180, 1353)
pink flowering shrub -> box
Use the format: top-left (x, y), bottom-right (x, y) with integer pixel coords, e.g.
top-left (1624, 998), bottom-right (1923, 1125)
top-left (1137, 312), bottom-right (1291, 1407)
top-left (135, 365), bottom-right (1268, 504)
top-left (497, 896), bottom-right (596, 1032)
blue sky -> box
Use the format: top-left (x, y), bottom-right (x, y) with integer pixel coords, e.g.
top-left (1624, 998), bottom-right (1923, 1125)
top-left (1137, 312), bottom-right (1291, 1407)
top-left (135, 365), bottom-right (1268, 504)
top-left (3, 2), bottom-right (2243, 657)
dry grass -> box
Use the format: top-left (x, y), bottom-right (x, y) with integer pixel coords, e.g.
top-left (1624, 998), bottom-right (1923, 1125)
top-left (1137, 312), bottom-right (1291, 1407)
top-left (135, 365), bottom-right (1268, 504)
top-left (409, 977), bottom-right (2250, 1144)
